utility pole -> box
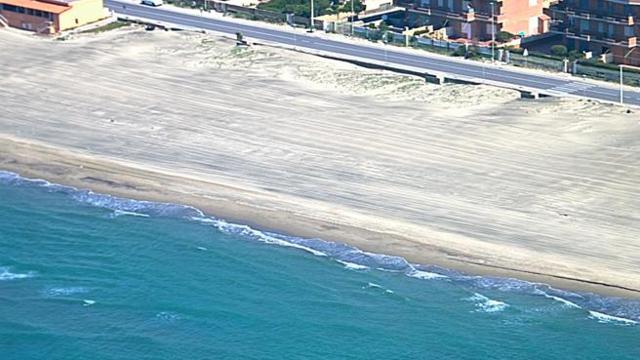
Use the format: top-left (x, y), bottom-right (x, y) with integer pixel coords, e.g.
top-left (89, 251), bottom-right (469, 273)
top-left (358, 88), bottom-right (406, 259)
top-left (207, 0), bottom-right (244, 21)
top-left (310, 0), bottom-right (315, 32)
top-left (491, 1), bottom-right (495, 63)
top-left (620, 65), bottom-right (624, 105)
top-left (617, 64), bottom-right (640, 105)
top-left (351, 0), bottom-right (355, 36)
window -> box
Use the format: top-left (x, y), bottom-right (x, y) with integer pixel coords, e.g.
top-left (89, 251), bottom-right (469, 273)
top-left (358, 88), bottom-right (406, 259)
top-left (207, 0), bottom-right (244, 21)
top-left (625, 26), bottom-right (634, 36)
top-left (462, 22), bottom-right (472, 39)
top-left (580, 19), bottom-right (589, 32)
top-left (529, 16), bottom-right (538, 35)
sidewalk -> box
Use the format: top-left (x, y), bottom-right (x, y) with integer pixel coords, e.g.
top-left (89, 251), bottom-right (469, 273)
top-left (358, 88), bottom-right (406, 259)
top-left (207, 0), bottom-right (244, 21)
top-left (111, 0), bottom-right (634, 93)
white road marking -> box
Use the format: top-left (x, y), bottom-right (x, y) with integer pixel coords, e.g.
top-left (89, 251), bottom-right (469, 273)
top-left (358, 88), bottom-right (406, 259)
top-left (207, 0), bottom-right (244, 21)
top-left (549, 82), bottom-right (596, 94)
top-left (109, 1), bottom-right (636, 105)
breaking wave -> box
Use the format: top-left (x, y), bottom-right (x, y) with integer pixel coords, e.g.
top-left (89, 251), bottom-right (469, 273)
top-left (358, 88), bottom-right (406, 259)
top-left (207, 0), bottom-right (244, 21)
top-left (43, 287), bottom-right (90, 297)
top-left (1, 170), bottom-right (639, 324)
top-left (467, 293), bottom-right (509, 313)
top-left (0, 266), bottom-right (34, 281)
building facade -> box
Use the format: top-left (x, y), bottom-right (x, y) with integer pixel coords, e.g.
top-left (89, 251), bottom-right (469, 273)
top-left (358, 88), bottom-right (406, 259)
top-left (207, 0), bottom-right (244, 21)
top-left (0, 0), bottom-right (105, 34)
top-left (399, 0), bottom-right (550, 41)
top-left (550, 0), bottom-right (640, 65)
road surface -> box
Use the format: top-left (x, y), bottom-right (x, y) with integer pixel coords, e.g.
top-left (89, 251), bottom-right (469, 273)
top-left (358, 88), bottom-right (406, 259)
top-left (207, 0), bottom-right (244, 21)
top-left (105, 0), bottom-right (640, 107)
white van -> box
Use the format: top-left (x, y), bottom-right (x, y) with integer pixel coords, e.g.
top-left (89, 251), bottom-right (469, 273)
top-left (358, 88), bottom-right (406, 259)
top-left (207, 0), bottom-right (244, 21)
top-left (141, 0), bottom-right (163, 6)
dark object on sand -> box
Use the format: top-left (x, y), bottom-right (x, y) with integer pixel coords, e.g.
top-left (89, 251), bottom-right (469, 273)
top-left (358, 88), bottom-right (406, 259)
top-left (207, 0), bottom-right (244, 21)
top-left (236, 32), bottom-right (248, 46)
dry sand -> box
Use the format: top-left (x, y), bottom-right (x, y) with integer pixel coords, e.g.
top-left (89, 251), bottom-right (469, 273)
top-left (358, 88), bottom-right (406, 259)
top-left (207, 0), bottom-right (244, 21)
top-left (1, 27), bottom-right (640, 297)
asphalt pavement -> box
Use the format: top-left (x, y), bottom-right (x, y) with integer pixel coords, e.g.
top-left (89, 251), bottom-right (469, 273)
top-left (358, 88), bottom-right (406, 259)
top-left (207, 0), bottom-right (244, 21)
top-left (105, 0), bottom-right (640, 107)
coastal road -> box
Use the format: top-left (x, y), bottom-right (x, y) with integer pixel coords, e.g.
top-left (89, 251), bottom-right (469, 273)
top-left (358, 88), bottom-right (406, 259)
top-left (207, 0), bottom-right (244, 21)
top-left (105, 0), bottom-right (640, 106)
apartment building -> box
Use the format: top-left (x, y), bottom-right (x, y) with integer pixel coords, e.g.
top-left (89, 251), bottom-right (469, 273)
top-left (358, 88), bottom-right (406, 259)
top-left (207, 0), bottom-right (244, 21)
top-left (0, 0), bottom-right (105, 34)
top-left (399, 0), bottom-right (550, 41)
top-left (550, 0), bottom-right (640, 65)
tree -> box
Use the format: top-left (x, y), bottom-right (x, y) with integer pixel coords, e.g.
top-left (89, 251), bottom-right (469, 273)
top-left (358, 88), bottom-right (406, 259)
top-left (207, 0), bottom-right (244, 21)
top-left (257, 0), bottom-right (332, 17)
top-left (496, 31), bottom-right (514, 43)
top-left (385, 31), bottom-right (395, 43)
top-left (550, 45), bottom-right (568, 57)
top-left (409, 35), bottom-right (418, 46)
top-left (378, 21), bottom-right (389, 33)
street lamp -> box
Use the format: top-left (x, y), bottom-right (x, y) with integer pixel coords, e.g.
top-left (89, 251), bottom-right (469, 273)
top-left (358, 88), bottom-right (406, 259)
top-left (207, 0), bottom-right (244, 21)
top-left (490, 1), bottom-right (495, 63)
top-left (620, 65), bottom-right (624, 104)
top-left (309, 0), bottom-right (315, 32)
top-left (351, 0), bottom-right (355, 36)
top-left (618, 64), bottom-right (640, 105)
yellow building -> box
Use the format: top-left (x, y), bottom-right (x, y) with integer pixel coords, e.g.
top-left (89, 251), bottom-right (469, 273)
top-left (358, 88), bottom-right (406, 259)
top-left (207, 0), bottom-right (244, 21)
top-left (0, 0), bottom-right (106, 34)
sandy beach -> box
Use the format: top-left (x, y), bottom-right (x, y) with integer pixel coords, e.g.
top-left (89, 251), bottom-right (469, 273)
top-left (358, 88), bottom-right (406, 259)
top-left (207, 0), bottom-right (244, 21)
top-left (1, 27), bottom-right (640, 297)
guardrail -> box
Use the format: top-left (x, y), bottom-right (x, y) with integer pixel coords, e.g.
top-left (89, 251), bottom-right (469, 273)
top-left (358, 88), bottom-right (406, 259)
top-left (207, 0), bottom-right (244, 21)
top-left (164, 0), bottom-right (640, 88)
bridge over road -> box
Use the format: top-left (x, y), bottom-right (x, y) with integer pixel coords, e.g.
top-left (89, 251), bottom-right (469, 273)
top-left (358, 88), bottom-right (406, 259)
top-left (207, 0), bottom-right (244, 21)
top-left (105, 0), bottom-right (640, 107)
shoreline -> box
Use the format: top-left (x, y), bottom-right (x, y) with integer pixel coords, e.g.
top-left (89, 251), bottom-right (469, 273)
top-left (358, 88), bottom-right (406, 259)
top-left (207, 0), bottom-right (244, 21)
top-left (2, 135), bottom-right (638, 299)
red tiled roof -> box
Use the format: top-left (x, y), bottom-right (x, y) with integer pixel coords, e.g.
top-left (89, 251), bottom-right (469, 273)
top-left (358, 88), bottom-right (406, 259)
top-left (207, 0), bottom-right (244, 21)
top-left (0, 0), bottom-right (70, 14)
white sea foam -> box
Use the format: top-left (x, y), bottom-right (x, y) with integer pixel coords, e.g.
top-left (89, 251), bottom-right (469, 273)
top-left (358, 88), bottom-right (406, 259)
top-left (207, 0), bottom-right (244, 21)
top-left (407, 269), bottom-right (447, 280)
top-left (588, 311), bottom-right (637, 326)
top-left (44, 287), bottom-right (89, 297)
top-left (534, 289), bottom-right (582, 309)
top-left (365, 282), bottom-right (382, 289)
top-left (5, 171), bottom-right (640, 323)
top-left (467, 293), bottom-right (509, 313)
top-left (196, 246), bottom-right (208, 251)
top-left (82, 299), bottom-right (96, 307)
top-left (363, 282), bottom-right (395, 295)
top-left (0, 267), bottom-right (34, 281)
top-left (112, 209), bottom-right (150, 218)
top-left (202, 218), bottom-right (327, 257)
top-left (156, 311), bottom-right (181, 322)
top-left (337, 260), bottom-right (369, 270)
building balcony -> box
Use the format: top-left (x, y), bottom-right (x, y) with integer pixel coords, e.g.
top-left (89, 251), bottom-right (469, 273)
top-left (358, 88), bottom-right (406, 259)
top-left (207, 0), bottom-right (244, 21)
top-left (406, 6), bottom-right (504, 24)
top-left (566, 31), bottom-right (637, 48)
top-left (554, 8), bottom-right (635, 25)
top-left (572, 12), bottom-right (635, 26)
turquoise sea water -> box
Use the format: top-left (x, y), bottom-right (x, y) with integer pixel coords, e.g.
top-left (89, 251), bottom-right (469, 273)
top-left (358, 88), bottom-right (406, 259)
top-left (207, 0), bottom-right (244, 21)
top-left (1, 171), bottom-right (639, 359)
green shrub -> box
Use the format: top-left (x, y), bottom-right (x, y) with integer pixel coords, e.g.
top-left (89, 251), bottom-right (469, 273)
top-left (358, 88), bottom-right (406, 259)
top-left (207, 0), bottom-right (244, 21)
top-left (453, 45), bottom-right (477, 58)
top-left (568, 49), bottom-right (584, 60)
top-left (496, 31), bottom-right (514, 43)
top-left (550, 45), bottom-right (568, 57)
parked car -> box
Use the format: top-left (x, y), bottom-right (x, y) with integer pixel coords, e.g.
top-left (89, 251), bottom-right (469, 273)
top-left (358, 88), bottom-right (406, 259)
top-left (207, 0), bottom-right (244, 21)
top-left (141, 0), bottom-right (163, 6)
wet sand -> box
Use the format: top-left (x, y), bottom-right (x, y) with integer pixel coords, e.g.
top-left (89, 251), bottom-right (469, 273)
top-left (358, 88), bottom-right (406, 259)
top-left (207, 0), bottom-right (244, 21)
top-left (1, 28), bottom-right (640, 297)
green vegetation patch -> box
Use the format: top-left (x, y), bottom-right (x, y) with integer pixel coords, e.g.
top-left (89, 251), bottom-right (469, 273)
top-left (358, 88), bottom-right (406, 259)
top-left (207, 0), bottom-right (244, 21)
top-left (257, 0), bottom-right (362, 18)
top-left (81, 21), bottom-right (130, 34)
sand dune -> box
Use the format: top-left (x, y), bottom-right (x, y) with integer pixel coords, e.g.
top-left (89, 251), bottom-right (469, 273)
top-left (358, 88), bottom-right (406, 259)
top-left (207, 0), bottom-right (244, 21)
top-left (1, 28), bottom-right (639, 296)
